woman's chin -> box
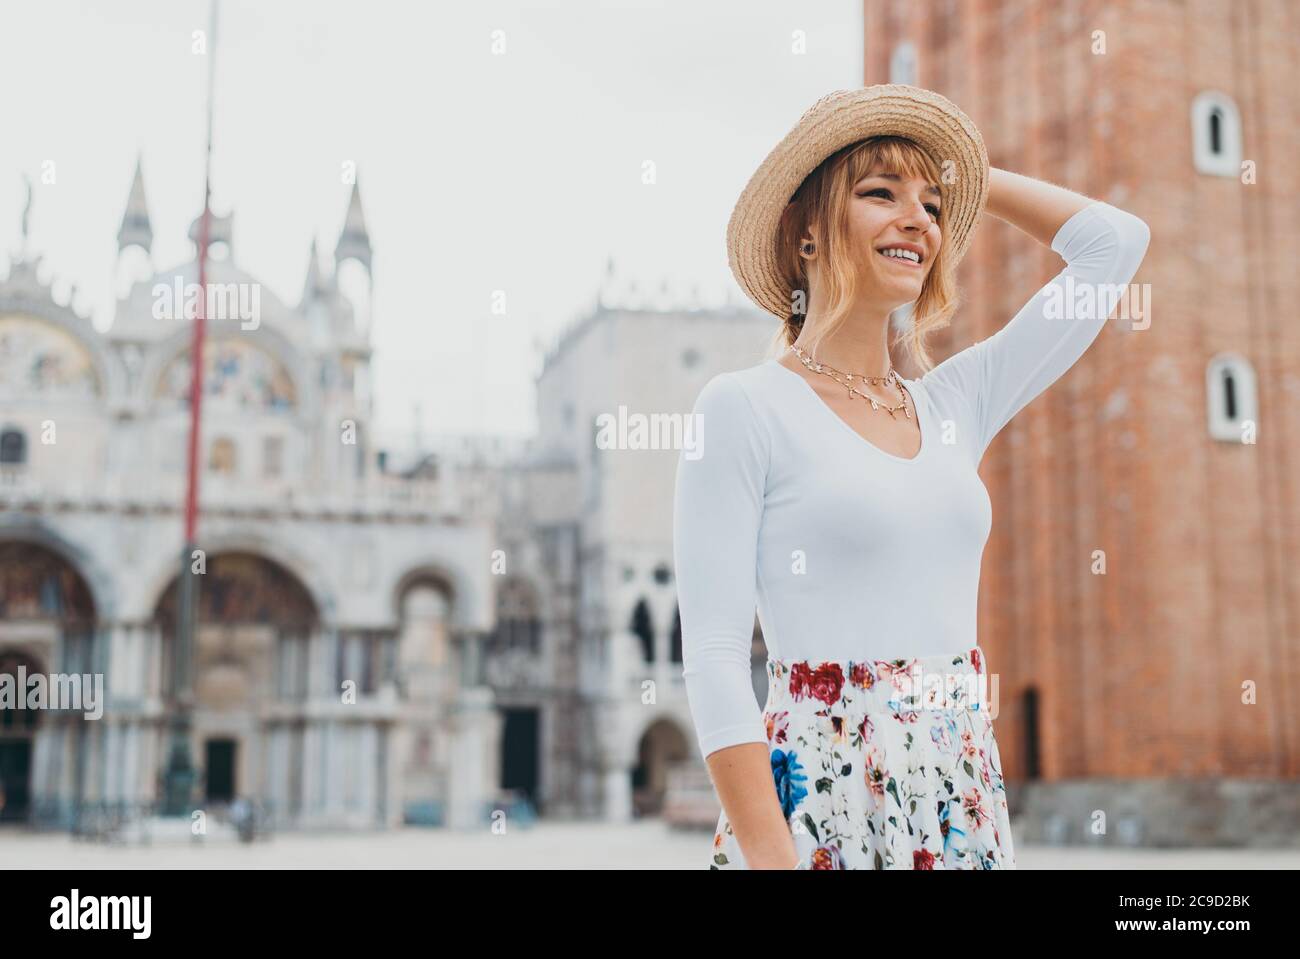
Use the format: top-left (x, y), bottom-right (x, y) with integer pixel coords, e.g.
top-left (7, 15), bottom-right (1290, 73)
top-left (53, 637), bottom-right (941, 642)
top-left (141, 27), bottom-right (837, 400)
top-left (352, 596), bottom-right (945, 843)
top-left (882, 281), bottom-right (924, 303)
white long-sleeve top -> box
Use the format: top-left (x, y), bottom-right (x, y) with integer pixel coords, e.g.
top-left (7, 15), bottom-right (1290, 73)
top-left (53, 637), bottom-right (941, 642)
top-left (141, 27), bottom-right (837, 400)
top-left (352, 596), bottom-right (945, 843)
top-left (673, 200), bottom-right (1150, 761)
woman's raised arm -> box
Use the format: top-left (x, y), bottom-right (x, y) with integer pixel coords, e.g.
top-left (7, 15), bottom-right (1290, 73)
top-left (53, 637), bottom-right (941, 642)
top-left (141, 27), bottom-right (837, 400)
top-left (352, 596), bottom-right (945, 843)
top-left (921, 170), bottom-right (1151, 462)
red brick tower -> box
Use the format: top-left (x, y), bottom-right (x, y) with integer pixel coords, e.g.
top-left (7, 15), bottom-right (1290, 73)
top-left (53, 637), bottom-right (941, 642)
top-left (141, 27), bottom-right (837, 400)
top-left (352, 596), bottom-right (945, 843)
top-left (865, 0), bottom-right (1299, 845)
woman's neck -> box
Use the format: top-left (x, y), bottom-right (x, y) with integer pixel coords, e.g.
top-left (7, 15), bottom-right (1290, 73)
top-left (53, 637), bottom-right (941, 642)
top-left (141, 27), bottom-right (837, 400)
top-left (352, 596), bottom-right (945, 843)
top-left (792, 312), bottom-right (896, 378)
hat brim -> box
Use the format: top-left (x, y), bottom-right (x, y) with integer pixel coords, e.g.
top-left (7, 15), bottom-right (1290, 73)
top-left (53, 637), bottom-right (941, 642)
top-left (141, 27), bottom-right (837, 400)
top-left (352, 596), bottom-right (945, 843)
top-left (726, 84), bottom-right (989, 319)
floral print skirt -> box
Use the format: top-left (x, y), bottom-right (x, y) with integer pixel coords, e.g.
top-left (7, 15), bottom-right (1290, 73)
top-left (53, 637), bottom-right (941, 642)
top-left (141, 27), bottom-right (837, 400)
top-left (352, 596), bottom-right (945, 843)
top-left (710, 645), bottom-right (1015, 870)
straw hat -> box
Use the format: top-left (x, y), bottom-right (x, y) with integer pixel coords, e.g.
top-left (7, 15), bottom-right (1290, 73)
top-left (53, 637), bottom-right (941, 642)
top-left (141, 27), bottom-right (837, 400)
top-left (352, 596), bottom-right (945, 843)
top-left (726, 84), bottom-right (989, 319)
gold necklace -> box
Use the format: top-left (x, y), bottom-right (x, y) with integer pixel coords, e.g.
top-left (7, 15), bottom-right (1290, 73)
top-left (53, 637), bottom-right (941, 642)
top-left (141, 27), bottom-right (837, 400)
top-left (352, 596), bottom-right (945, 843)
top-left (790, 345), bottom-right (911, 420)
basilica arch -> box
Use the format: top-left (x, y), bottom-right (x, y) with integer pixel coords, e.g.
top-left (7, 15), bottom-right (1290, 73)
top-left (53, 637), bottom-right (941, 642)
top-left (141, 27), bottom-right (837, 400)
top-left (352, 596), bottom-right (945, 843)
top-left (140, 317), bottom-right (314, 418)
top-left (0, 539), bottom-right (98, 825)
top-left (0, 302), bottom-right (119, 401)
top-left (152, 551), bottom-right (318, 815)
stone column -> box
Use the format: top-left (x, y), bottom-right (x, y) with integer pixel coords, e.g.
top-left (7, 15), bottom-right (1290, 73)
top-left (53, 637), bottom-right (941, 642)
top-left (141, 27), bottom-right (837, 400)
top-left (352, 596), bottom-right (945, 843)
top-left (102, 719), bottom-right (120, 803)
top-left (604, 764), bottom-right (634, 824)
top-left (300, 623), bottom-right (334, 824)
top-left (301, 719), bottom-right (320, 823)
top-left (30, 724), bottom-right (53, 822)
top-left (124, 721), bottom-right (140, 807)
top-left (599, 700), bottom-right (635, 824)
top-left (446, 684), bottom-right (500, 830)
top-left (597, 624), bottom-right (639, 824)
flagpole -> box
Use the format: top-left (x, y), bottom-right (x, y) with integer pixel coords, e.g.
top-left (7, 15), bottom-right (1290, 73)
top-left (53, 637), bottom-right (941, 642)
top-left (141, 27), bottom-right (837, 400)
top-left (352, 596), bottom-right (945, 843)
top-left (164, 0), bottom-right (219, 817)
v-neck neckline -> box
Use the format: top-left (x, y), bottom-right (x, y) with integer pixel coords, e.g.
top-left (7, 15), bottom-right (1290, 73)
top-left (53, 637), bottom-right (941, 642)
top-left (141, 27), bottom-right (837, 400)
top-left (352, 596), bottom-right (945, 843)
top-left (768, 357), bottom-right (929, 464)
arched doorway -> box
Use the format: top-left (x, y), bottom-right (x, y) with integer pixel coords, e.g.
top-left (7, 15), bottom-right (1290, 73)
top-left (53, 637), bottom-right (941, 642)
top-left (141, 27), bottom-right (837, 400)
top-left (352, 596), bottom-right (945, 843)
top-left (0, 650), bottom-right (43, 823)
top-left (153, 552), bottom-right (317, 814)
top-left (631, 718), bottom-right (690, 817)
top-left (0, 541), bottom-right (97, 825)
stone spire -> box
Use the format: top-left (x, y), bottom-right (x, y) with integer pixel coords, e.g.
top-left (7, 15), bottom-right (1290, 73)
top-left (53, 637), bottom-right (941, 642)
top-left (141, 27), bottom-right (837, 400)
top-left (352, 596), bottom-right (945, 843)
top-left (301, 235), bottom-right (330, 303)
top-left (335, 178), bottom-right (372, 274)
top-left (117, 156), bottom-right (153, 254)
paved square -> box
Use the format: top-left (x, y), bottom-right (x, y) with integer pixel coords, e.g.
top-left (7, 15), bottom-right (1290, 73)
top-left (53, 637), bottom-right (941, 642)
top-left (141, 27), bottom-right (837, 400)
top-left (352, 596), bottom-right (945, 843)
top-left (3, 821), bottom-right (1297, 869)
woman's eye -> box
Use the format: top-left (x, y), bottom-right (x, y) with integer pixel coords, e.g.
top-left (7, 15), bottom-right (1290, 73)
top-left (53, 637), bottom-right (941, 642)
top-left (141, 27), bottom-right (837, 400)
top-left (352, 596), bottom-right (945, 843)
top-left (857, 187), bottom-right (941, 217)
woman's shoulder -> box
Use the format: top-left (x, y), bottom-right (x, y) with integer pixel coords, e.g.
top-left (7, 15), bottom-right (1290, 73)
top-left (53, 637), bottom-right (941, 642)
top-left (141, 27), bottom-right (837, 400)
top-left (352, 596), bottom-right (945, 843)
top-left (692, 358), bottom-right (781, 406)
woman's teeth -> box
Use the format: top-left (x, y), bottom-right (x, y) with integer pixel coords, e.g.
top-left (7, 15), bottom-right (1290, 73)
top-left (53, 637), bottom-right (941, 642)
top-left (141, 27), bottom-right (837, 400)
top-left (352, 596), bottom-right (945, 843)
top-left (878, 247), bottom-right (922, 265)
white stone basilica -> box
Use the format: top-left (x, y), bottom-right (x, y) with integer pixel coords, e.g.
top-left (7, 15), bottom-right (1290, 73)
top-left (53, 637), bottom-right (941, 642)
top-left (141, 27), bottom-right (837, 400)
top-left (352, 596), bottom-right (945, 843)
top-left (0, 162), bottom-right (775, 834)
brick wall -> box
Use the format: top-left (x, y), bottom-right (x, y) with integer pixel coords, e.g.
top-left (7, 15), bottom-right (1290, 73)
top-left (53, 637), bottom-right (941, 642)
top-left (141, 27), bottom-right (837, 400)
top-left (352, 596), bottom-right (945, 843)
top-left (863, 0), bottom-right (1300, 800)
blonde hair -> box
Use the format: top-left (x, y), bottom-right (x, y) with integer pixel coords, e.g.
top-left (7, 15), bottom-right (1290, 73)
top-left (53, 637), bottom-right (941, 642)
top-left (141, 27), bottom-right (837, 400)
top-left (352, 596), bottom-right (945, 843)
top-left (764, 135), bottom-right (961, 375)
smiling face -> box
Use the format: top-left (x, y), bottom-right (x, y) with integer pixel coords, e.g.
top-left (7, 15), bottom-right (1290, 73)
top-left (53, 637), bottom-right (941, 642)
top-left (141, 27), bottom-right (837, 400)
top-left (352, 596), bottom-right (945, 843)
top-left (775, 136), bottom-right (960, 374)
top-left (847, 167), bottom-right (943, 308)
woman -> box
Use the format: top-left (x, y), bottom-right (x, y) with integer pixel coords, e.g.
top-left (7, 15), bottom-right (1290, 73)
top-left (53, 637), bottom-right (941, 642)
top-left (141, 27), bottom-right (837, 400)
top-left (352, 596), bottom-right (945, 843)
top-left (673, 85), bottom-right (1150, 870)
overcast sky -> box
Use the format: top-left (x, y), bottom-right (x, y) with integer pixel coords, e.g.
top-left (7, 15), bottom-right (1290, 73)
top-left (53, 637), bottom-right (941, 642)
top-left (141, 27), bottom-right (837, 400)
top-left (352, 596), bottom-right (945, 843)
top-left (0, 0), bottom-right (862, 442)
